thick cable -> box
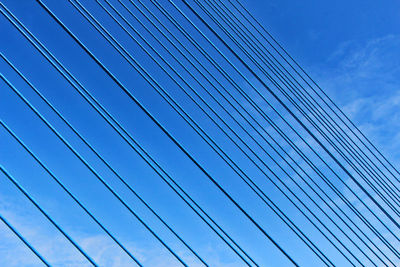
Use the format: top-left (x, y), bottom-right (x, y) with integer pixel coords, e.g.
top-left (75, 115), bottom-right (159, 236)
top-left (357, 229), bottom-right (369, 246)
top-left (201, 0), bottom-right (400, 212)
top-left (231, 0), bottom-right (400, 183)
top-left (122, 0), bottom-right (397, 263)
top-left (0, 6), bottom-right (256, 265)
top-left (178, 0), bottom-right (400, 234)
top-left (34, 0), bottom-right (298, 265)
top-left (139, 1), bottom-right (396, 260)
top-left (142, 2), bottom-right (396, 258)
top-left (126, 0), bottom-right (400, 260)
top-left (0, 54), bottom-right (186, 266)
top-left (87, 0), bottom-right (383, 264)
top-left (1, 53), bottom-right (202, 266)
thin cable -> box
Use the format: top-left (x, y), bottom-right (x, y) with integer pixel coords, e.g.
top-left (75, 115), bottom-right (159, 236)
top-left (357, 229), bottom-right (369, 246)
top-left (1, 53), bottom-right (204, 266)
top-left (78, 0), bottom-right (357, 264)
top-left (148, 2), bottom-right (397, 260)
top-left (85, 0), bottom-right (338, 264)
top-left (121, 0), bottom-right (397, 263)
top-left (1, 53), bottom-right (206, 267)
top-left (202, 0), bottom-right (400, 211)
top-left (221, 0), bottom-right (400, 202)
top-left (34, 0), bottom-right (298, 265)
top-left (0, 210), bottom-right (50, 266)
top-left (89, 0), bottom-right (381, 264)
top-left (0, 7), bottom-right (255, 265)
top-left (179, 0), bottom-right (400, 232)
top-left (142, 2), bottom-right (396, 260)
top-left (148, 0), bottom-right (400, 260)
top-left (187, 0), bottom-right (400, 217)
top-left (127, 0), bottom-right (400, 260)
top-left (0, 160), bottom-right (97, 266)
top-left (231, 0), bottom-right (400, 182)
top-left (229, 0), bottom-right (400, 195)
top-left (0, 118), bottom-right (142, 266)
top-left (0, 65), bottom-right (186, 266)
top-left (194, 1), bottom-right (400, 261)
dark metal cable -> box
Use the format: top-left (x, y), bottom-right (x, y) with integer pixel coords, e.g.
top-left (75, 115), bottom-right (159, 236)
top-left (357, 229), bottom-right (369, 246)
top-left (3, 0), bottom-right (394, 264)
top-left (125, 0), bottom-right (400, 260)
top-left (216, 0), bottom-right (400, 199)
top-left (1, 56), bottom-right (143, 266)
top-left (89, 0), bottom-right (383, 264)
top-left (34, 0), bottom-right (298, 265)
top-left (1, 54), bottom-right (204, 266)
top-left (0, 153), bottom-right (97, 266)
top-left (230, 0), bottom-right (400, 185)
top-left (122, 0), bottom-right (397, 263)
top-left (0, 7), bottom-right (255, 266)
top-left (202, 0), bottom-right (400, 211)
top-left (0, 122), bottom-right (142, 266)
top-left (0, 21), bottom-right (186, 263)
top-left (85, 0), bottom-right (341, 264)
top-left (196, 0), bottom-right (400, 261)
top-left (217, 1), bottom-right (400, 205)
top-left (193, 0), bottom-right (400, 218)
top-left (179, 0), bottom-right (400, 233)
top-left (81, 0), bottom-right (367, 264)
top-left (141, 0), bottom-right (400, 262)
top-left (107, 0), bottom-right (394, 263)
top-left (144, 0), bottom-right (400, 258)
top-left (0, 210), bottom-right (50, 266)
top-left (117, 1), bottom-right (384, 261)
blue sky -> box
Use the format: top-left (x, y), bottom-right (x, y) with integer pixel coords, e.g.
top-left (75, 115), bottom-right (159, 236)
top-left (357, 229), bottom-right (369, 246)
top-left (1, 0), bottom-right (400, 266)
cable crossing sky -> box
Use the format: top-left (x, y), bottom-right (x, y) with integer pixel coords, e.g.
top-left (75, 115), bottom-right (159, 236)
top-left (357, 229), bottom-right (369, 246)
top-left (0, 0), bottom-right (399, 266)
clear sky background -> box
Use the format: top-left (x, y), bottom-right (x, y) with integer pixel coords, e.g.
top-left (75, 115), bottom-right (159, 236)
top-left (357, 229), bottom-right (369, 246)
top-left (0, 0), bottom-right (399, 266)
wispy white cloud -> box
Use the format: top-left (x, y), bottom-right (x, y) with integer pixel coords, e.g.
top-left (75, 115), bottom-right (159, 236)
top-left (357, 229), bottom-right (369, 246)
top-left (316, 34), bottom-right (400, 163)
top-left (0, 191), bottom-right (242, 267)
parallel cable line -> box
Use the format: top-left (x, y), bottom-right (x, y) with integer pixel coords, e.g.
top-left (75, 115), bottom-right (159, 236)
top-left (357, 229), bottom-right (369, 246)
top-left (106, 0), bottom-right (396, 264)
top-left (199, 0), bottom-right (400, 213)
top-left (0, 211), bottom-right (50, 266)
top-left (34, 0), bottom-right (298, 264)
top-left (217, 0), bottom-right (400, 204)
top-left (0, 57), bottom-right (186, 266)
top-left (120, 0), bottom-right (397, 263)
top-left (194, 0), bottom-right (400, 218)
top-left (1, 54), bottom-right (204, 266)
top-left (81, 0), bottom-right (338, 264)
top-left (93, 0), bottom-right (340, 264)
top-left (126, 0), bottom-right (400, 260)
top-left (0, 122), bottom-right (142, 266)
top-left (75, 0), bottom-right (366, 264)
top-left (0, 60), bottom-right (143, 264)
top-left (230, 0), bottom-right (400, 185)
top-left (118, 1), bottom-right (378, 259)
top-left (178, 0), bottom-right (400, 235)
top-left (0, 120), bottom-right (141, 266)
top-left (0, 160), bottom-right (97, 266)
top-left (142, 0), bottom-right (400, 258)
top-left (83, 0), bottom-right (385, 264)
top-left (119, 1), bottom-right (396, 261)
top-left (0, 7), bottom-right (256, 265)
top-left (2, 1), bottom-right (397, 265)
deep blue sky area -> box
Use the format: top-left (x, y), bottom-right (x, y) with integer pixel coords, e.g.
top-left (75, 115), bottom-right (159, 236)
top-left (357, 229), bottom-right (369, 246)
top-left (1, 0), bottom-right (400, 266)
